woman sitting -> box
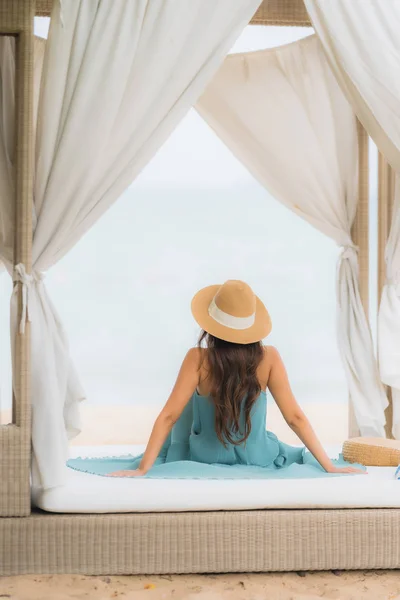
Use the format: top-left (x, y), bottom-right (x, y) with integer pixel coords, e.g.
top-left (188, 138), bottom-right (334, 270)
top-left (109, 280), bottom-right (363, 478)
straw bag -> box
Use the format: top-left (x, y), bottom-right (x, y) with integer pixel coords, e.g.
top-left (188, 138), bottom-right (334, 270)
top-left (343, 437), bottom-right (400, 467)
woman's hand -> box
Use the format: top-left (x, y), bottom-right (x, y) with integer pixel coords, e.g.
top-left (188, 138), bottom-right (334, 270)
top-left (108, 468), bottom-right (147, 477)
top-left (325, 464), bottom-right (366, 475)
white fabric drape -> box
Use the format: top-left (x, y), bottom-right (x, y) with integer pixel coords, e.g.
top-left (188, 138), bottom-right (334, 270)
top-left (378, 177), bottom-right (400, 437)
top-left (197, 35), bottom-right (388, 436)
top-left (8, 0), bottom-right (260, 489)
top-left (305, 0), bottom-right (400, 438)
top-left (304, 0), bottom-right (400, 175)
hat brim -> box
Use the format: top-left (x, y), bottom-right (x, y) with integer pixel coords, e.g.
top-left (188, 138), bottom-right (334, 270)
top-left (191, 285), bottom-right (272, 345)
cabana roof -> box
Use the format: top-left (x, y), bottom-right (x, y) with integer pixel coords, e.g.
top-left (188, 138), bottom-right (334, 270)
top-left (35, 0), bottom-right (313, 27)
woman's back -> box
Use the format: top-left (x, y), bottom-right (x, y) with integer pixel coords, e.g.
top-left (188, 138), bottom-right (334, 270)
top-left (189, 347), bottom-right (281, 467)
top-left (189, 387), bottom-right (283, 466)
top-left (196, 346), bottom-right (271, 397)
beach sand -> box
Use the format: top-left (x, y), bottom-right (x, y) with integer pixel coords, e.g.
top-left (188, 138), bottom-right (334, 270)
top-left (70, 401), bottom-right (349, 446)
top-left (1, 401), bottom-right (348, 446)
top-left (1, 571), bottom-right (400, 599)
top-left (1, 402), bottom-right (348, 446)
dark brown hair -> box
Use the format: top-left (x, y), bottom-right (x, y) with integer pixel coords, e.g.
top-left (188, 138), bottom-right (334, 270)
top-left (198, 330), bottom-right (264, 446)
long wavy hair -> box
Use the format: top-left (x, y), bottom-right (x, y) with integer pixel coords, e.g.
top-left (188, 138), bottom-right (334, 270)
top-left (198, 330), bottom-right (264, 446)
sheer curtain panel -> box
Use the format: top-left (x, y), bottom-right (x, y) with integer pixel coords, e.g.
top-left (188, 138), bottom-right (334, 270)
top-left (197, 35), bottom-right (387, 436)
top-left (305, 0), bottom-right (400, 438)
top-left (6, 0), bottom-right (260, 488)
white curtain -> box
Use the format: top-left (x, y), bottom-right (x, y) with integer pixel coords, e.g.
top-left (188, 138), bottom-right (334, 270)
top-left (378, 178), bottom-right (400, 437)
top-left (197, 35), bottom-right (388, 436)
top-left (304, 0), bottom-right (400, 174)
top-left (3, 0), bottom-right (261, 489)
top-left (305, 0), bottom-right (400, 437)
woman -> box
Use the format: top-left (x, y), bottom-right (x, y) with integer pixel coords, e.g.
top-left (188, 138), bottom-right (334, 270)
top-left (109, 280), bottom-right (364, 478)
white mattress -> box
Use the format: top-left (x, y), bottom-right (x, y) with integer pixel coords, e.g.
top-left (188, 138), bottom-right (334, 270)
top-left (32, 444), bottom-right (400, 514)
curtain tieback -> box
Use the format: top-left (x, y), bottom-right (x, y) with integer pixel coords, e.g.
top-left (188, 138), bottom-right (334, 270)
top-left (340, 244), bottom-right (359, 260)
top-left (13, 263), bottom-right (45, 334)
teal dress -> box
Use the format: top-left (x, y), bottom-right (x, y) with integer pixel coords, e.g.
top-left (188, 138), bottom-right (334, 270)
top-left (189, 390), bottom-right (304, 467)
top-left (68, 390), bottom-right (362, 479)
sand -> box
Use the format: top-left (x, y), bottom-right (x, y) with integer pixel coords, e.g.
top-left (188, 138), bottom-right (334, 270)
top-left (1, 571), bottom-right (400, 599)
top-left (1, 402), bottom-right (348, 446)
top-left (0, 401), bottom-right (348, 446)
top-left (68, 401), bottom-right (348, 446)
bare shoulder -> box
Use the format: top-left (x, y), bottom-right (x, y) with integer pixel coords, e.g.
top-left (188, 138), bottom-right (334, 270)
top-left (175, 348), bottom-right (203, 386)
top-left (183, 347), bottom-right (203, 369)
top-left (262, 345), bottom-right (281, 365)
top-left (256, 345), bottom-right (276, 387)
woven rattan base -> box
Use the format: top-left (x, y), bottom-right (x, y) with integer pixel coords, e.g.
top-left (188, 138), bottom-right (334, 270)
top-left (1, 508), bottom-right (400, 575)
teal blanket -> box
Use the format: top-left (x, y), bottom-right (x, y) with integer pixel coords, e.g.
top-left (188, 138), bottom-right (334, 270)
top-left (67, 451), bottom-right (361, 479)
top-left (68, 397), bottom-right (363, 479)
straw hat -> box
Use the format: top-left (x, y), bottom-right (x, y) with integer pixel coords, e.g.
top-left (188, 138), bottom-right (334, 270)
top-left (191, 280), bottom-right (271, 344)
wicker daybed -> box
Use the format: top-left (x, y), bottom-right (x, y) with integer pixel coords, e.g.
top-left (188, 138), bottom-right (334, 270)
top-left (1, 509), bottom-right (400, 575)
top-left (1, 0), bottom-right (399, 576)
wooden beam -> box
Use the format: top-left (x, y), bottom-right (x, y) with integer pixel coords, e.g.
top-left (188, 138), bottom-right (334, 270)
top-left (251, 0), bottom-right (311, 26)
top-left (348, 121), bottom-right (369, 438)
top-left (35, 0), bottom-right (52, 17)
top-left (36, 0), bottom-right (313, 26)
top-left (0, 0), bottom-right (34, 517)
top-left (378, 153), bottom-right (395, 438)
top-left (378, 154), bottom-right (394, 307)
top-left (353, 121), bottom-right (370, 317)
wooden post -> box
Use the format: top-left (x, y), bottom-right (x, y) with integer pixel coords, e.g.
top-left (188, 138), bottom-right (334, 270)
top-left (0, 0), bottom-right (34, 517)
top-left (378, 153), bottom-right (395, 438)
top-left (349, 121), bottom-right (369, 438)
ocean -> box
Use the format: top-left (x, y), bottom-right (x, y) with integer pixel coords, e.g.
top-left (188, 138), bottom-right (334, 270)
top-left (0, 182), bottom-right (348, 411)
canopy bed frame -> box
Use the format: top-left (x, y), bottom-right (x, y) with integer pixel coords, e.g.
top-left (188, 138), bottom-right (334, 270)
top-left (0, 0), bottom-right (397, 575)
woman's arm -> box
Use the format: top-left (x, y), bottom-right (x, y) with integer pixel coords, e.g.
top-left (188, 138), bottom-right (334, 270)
top-left (266, 347), bottom-right (364, 474)
top-left (109, 348), bottom-right (200, 477)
